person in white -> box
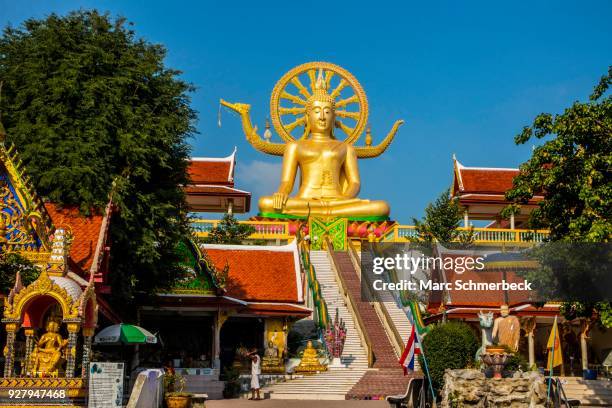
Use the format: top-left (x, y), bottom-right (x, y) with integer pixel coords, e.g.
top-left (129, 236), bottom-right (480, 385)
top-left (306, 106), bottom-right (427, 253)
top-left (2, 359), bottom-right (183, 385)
top-left (248, 348), bottom-right (262, 400)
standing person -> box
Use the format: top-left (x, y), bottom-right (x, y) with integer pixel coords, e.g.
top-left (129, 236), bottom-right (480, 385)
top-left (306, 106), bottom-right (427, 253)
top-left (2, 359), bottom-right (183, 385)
top-left (248, 348), bottom-right (262, 400)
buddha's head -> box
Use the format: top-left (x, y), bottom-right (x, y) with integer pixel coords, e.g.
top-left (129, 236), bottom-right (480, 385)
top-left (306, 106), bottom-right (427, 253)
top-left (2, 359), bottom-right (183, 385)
top-left (46, 320), bottom-right (60, 333)
top-left (306, 70), bottom-right (335, 136)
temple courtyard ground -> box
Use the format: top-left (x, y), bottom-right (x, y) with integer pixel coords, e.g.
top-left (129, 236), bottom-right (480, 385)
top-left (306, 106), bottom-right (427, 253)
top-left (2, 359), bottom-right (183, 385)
top-left (206, 400), bottom-right (388, 407)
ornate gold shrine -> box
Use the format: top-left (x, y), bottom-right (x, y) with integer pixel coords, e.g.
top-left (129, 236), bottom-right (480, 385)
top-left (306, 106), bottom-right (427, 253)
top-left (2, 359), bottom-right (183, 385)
top-left (294, 341), bottom-right (327, 374)
top-left (0, 127), bottom-right (97, 406)
top-left (221, 61), bottom-right (404, 220)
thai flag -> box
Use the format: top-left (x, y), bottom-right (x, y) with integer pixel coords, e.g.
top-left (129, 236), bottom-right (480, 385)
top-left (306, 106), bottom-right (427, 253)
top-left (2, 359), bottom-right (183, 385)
top-left (399, 325), bottom-right (421, 374)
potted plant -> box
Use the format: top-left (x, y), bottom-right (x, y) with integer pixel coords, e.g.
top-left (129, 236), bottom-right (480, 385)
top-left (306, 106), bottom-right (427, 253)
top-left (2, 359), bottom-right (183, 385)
top-left (164, 372), bottom-right (193, 408)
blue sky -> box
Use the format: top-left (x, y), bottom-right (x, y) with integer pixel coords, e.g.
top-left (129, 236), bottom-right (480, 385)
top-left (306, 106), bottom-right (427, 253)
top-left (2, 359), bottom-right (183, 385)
top-left (1, 1), bottom-right (610, 221)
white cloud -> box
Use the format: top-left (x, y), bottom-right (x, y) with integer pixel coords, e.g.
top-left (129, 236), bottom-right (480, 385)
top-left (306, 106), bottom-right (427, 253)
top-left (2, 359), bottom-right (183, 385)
top-left (235, 160), bottom-right (283, 213)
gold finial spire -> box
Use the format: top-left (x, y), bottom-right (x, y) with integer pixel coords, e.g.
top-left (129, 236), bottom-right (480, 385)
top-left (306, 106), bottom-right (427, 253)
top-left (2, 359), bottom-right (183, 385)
top-left (314, 69), bottom-right (327, 92)
top-left (365, 124), bottom-right (372, 146)
top-left (264, 118), bottom-right (272, 142)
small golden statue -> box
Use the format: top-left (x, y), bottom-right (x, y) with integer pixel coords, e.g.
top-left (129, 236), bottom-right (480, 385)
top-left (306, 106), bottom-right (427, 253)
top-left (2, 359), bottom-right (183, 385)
top-left (221, 62), bottom-right (403, 219)
top-left (294, 341), bottom-right (326, 374)
top-left (29, 318), bottom-right (68, 377)
top-left (261, 341), bottom-right (284, 374)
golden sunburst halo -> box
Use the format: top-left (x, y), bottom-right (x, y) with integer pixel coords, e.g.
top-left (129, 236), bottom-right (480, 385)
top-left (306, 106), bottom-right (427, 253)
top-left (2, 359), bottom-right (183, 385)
top-left (269, 62), bottom-right (368, 144)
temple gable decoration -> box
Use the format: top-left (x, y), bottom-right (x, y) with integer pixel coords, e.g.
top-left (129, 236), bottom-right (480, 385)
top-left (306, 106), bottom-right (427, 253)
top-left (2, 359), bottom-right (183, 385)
top-left (0, 126), bottom-right (100, 405)
top-left (0, 135), bottom-right (54, 262)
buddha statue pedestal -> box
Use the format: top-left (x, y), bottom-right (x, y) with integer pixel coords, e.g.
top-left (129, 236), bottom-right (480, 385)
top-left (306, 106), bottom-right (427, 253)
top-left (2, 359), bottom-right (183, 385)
top-left (293, 341), bottom-right (326, 375)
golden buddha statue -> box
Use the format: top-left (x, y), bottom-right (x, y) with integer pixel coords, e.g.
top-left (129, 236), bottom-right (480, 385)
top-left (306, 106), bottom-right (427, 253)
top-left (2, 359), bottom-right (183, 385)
top-left (262, 341), bottom-right (284, 373)
top-left (29, 319), bottom-right (68, 377)
top-left (221, 62), bottom-right (403, 219)
top-left (294, 341), bottom-right (326, 374)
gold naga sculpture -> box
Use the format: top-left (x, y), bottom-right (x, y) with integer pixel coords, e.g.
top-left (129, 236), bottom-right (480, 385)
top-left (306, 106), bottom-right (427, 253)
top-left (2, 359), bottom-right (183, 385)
top-left (221, 62), bottom-right (403, 219)
top-left (29, 317), bottom-right (68, 377)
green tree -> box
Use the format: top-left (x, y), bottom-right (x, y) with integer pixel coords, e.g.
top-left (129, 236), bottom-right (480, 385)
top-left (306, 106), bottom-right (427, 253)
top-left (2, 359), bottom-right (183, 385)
top-left (0, 253), bottom-right (39, 293)
top-left (506, 68), bottom-right (612, 328)
top-left (411, 188), bottom-right (474, 244)
top-left (419, 321), bottom-right (479, 393)
top-left (202, 213), bottom-right (255, 244)
top-left (505, 67), bottom-right (611, 242)
top-left (0, 11), bottom-right (196, 308)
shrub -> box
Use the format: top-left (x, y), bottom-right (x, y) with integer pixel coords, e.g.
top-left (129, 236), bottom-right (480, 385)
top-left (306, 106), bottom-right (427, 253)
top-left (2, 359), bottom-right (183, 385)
top-left (419, 321), bottom-right (479, 392)
top-left (503, 346), bottom-right (529, 372)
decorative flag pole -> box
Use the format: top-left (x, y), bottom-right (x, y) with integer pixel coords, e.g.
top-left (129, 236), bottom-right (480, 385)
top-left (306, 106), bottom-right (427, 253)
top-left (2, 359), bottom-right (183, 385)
top-left (546, 315), bottom-right (562, 403)
top-left (401, 312), bottom-right (436, 403)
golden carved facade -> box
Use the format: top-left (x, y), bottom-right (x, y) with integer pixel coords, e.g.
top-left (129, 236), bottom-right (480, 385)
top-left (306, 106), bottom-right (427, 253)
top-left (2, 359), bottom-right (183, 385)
top-left (0, 128), bottom-right (98, 389)
top-left (221, 62), bottom-right (404, 219)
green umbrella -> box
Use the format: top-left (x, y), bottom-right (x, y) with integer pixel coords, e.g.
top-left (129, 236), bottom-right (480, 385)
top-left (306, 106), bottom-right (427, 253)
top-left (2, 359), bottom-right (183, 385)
top-left (94, 323), bottom-right (158, 345)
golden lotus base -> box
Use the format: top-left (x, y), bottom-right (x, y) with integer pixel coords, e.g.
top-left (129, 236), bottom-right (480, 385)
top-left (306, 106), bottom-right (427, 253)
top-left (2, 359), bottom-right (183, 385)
top-left (293, 365), bottom-right (327, 375)
top-left (0, 377), bottom-right (86, 407)
top-left (261, 365), bottom-right (286, 374)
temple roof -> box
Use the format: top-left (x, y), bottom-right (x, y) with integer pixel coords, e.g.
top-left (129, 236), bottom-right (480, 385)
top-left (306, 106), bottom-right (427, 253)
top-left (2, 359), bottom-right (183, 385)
top-left (187, 148), bottom-right (236, 185)
top-left (185, 148), bottom-right (251, 213)
top-left (450, 157), bottom-right (543, 226)
top-left (425, 250), bottom-right (560, 321)
top-left (452, 159), bottom-right (520, 195)
top-left (202, 241), bottom-right (304, 305)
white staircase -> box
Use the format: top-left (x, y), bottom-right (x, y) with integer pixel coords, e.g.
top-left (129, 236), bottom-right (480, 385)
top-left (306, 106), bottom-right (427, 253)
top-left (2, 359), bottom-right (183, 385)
top-left (266, 250), bottom-right (368, 400)
top-left (560, 377), bottom-right (612, 407)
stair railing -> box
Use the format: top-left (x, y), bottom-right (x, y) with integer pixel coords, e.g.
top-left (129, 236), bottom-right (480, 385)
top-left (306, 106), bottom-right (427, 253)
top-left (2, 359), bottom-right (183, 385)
top-left (298, 240), bottom-right (330, 331)
top-left (548, 377), bottom-right (577, 408)
top-left (347, 239), bottom-right (405, 358)
top-left (324, 236), bottom-right (374, 367)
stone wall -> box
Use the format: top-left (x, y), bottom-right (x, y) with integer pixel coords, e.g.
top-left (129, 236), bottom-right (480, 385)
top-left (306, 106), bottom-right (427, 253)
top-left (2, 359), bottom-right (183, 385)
top-left (441, 369), bottom-right (547, 407)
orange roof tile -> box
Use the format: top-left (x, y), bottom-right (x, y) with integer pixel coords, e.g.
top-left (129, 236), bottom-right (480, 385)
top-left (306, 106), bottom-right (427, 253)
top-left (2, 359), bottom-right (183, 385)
top-left (458, 168), bottom-right (519, 194)
top-left (44, 203), bottom-right (104, 274)
top-left (203, 244), bottom-right (302, 303)
top-left (187, 152), bottom-right (236, 185)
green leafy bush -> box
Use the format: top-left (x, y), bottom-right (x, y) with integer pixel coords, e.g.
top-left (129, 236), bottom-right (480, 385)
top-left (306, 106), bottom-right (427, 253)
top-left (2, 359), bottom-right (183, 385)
top-left (503, 346), bottom-right (529, 372)
top-left (419, 321), bottom-right (479, 392)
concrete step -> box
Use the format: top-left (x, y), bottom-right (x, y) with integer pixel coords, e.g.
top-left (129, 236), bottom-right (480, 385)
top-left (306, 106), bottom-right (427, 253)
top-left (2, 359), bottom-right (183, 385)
top-left (559, 378), bottom-right (612, 406)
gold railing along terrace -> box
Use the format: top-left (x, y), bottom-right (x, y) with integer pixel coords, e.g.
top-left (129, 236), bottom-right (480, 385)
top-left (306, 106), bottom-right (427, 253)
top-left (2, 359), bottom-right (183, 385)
top-left (191, 219), bottom-right (548, 243)
top-left (380, 225), bottom-right (549, 243)
top-left (191, 219), bottom-right (292, 240)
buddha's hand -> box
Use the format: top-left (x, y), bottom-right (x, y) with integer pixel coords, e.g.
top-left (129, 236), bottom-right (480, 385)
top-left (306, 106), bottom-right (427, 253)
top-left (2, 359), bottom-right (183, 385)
top-left (272, 192), bottom-right (288, 211)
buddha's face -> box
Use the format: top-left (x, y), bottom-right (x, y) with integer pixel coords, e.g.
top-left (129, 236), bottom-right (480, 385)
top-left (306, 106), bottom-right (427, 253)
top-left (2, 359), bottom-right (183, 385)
top-left (307, 100), bottom-right (334, 135)
top-left (46, 321), bottom-right (59, 333)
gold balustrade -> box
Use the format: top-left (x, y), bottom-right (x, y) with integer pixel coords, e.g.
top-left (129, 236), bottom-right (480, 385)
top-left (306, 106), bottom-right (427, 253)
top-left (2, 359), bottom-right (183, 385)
top-left (191, 219), bottom-right (292, 241)
top-left (380, 225), bottom-right (549, 244)
top-left (191, 219), bottom-right (548, 244)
